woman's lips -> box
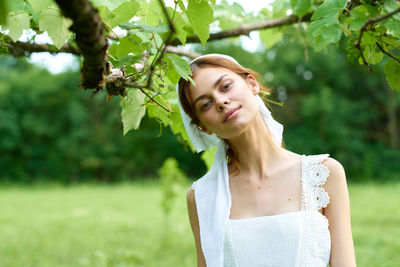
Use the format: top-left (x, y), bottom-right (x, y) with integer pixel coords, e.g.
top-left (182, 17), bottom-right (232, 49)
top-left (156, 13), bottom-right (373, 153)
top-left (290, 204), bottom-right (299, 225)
top-left (223, 107), bottom-right (240, 123)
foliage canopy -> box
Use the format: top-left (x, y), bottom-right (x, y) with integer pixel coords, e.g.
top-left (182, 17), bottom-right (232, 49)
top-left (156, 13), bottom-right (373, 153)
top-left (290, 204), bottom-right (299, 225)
top-left (1, 0), bottom-right (399, 153)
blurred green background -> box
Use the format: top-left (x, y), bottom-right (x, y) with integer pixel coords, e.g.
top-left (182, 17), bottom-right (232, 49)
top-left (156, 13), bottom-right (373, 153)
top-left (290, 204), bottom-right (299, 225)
top-left (1, 39), bottom-right (399, 184)
top-left (1, 36), bottom-right (399, 266)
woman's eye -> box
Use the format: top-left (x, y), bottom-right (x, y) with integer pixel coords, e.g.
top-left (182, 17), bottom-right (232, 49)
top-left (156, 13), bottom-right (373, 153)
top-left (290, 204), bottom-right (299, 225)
top-left (222, 82), bottom-right (231, 91)
top-left (201, 100), bottom-right (211, 110)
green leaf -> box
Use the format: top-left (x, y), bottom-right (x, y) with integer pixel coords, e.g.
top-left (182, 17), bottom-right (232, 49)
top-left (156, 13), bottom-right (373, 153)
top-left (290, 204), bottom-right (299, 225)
top-left (6, 0), bottom-right (29, 13)
top-left (91, 0), bottom-right (131, 11)
top-left (161, 6), bottom-right (187, 45)
top-left (381, 18), bottom-right (400, 39)
top-left (97, 6), bottom-right (116, 28)
top-left (165, 60), bottom-right (181, 85)
top-left (307, 22), bottom-right (342, 51)
top-left (307, 0), bottom-right (347, 51)
top-left (187, 0), bottom-right (213, 46)
top-left (4, 12), bottom-right (30, 41)
top-left (260, 28), bottom-right (283, 49)
top-left (346, 43), bottom-right (360, 64)
top-left (178, 0), bottom-right (186, 12)
top-left (311, 0), bottom-right (347, 21)
top-left (272, 0), bottom-right (291, 18)
top-left (111, 54), bottom-right (142, 68)
top-left (348, 6), bottom-right (368, 31)
top-left (0, 0), bottom-right (8, 24)
top-left (27, 0), bottom-right (52, 13)
top-left (146, 88), bottom-right (193, 151)
top-left (108, 42), bottom-right (118, 58)
top-left (214, 0), bottom-right (245, 30)
top-left (146, 100), bottom-right (171, 127)
top-left (115, 36), bottom-right (144, 58)
top-left (172, 15), bottom-right (187, 46)
top-left (165, 53), bottom-right (194, 84)
top-left (358, 32), bottom-right (384, 65)
top-left (108, 0), bottom-right (140, 28)
top-left (120, 23), bottom-right (169, 33)
top-left (39, 5), bottom-right (72, 48)
top-left (347, 5), bottom-right (378, 31)
top-left (291, 0), bottom-right (311, 18)
top-left (358, 45), bottom-right (384, 65)
top-left (383, 0), bottom-right (400, 21)
top-left (381, 35), bottom-right (400, 47)
top-left (384, 59), bottom-right (400, 92)
top-left (120, 88), bottom-right (146, 135)
top-left (138, 0), bottom-right (163, 26)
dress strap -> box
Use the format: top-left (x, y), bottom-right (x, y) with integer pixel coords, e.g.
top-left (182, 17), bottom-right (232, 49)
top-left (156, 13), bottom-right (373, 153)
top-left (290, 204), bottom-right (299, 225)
top-left (299, 154), bottom-right (331, 267)
top-left (301, 154), bottom-right (331, 211)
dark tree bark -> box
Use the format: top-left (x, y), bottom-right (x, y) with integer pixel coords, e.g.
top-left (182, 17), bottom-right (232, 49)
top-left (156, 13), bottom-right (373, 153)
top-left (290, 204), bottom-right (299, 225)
top-left (54, 0), bottom-right (108, 89)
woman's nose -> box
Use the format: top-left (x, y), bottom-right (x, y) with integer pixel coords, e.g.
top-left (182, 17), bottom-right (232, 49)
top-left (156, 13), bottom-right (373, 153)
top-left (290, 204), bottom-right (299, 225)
top-left (216, 98), bottom-right (229, 111)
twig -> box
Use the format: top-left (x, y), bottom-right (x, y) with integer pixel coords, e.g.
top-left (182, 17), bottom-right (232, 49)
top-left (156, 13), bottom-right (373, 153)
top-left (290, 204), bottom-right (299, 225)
top-left (343, 28), bottom-right (356, 42)
top-left (138, 88), bottom-right (170, 112)
top-left (376, 42), bottom-right (400, 65)
top-left (354, 7), bottom-right (400, 72)
top-left (145, 0), bottom-right (177, 90)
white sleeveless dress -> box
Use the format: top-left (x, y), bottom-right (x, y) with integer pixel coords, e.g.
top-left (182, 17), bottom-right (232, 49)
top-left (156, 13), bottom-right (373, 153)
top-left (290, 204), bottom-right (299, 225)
top-left (223, 154), bottom-right (331, 267)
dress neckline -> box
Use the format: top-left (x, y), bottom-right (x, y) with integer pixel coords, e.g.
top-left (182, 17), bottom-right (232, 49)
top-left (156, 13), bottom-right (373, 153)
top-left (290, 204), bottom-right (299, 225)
top-left (228, 154), bottom-right (306, 222)
top-left (229, 210), bottom-right (302, 222)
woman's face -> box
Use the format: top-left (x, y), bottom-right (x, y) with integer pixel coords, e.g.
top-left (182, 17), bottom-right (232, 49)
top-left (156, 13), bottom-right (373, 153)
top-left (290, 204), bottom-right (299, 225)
top-left (189, 66), bottom-right (260, 139)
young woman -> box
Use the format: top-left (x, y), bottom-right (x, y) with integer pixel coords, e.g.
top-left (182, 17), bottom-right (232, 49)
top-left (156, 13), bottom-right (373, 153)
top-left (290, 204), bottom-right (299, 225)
top-left (177, 54), bottom-right (356, 267)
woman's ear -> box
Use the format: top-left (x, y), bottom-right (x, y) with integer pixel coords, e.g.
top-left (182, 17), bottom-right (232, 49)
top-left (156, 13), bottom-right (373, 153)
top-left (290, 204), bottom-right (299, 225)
top-left (246, 74), bottom-right (260, 95)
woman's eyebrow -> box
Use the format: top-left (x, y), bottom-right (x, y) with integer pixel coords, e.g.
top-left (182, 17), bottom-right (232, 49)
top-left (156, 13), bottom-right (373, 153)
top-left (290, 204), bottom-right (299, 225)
top-left (212, 74), bottom-right (228, 88)
top-left (193, 94), bottom-right (207, 106)
top-left (193, 74), bottom-right (228, 106)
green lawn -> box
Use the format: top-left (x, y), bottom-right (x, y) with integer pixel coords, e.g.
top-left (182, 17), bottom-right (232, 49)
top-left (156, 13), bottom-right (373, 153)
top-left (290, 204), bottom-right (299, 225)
top-left (0, 180), bottom-right (399, 266)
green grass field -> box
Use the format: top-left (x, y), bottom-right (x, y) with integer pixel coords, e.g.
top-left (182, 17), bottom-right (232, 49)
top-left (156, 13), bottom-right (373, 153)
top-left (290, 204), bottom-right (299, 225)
top-left (0, 180), bottom-right (399, 267)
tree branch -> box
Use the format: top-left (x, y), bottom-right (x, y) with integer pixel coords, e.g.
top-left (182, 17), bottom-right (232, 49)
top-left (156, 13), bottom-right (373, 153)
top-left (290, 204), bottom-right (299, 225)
top-left (54, 0), bottom-right (108, 89)
top-left (4, 40), bottom-right (81, 57)
top-left (165, 45), bottom-right (201, 59)
top-left (1, 38), bottom-right (200, 59)
top-left (170, 13), bottom-right (313, 45)
top-left (354, 7), bottom-right (400, 72)
top-left (103, 0), bottom-right (177, 111)
top-left (1, 8), bottom-right (312, 111)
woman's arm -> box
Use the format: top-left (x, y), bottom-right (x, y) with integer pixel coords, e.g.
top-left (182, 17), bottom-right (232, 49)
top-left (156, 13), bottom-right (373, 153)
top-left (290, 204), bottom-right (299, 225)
top-left (323, 157), bottom-right (357, 267)
top-left (186, 187), bottom-right (207, 267)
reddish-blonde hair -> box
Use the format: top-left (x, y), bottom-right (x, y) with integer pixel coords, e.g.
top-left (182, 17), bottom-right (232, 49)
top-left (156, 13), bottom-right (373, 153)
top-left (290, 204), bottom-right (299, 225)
top-left (178, 57), bottom-right (284, 175)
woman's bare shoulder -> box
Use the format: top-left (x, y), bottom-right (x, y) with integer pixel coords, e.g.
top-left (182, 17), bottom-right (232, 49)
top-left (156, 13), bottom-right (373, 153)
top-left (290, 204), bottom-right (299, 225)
top-left (323, 157), bottom-right (347, 185)
top-left (321, 157), bottom-right (349, 205)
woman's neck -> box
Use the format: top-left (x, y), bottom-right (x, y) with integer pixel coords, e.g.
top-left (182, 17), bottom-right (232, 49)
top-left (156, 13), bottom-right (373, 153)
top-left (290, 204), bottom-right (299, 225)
top-left (227, 112), bottom-right (290, 180)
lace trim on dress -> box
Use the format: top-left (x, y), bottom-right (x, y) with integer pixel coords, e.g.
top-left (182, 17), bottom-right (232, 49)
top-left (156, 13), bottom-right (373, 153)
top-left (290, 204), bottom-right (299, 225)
top-left (300, 154), bottom-right (331, 267)
top-left (305, 154), bottom-right (331, 210)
